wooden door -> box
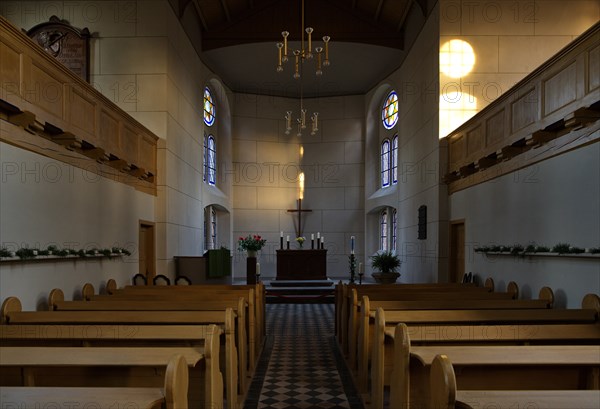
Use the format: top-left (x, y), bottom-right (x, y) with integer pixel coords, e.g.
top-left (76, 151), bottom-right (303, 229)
top-left (139, 221), bottom-right (156, 283)
top-left (449, 220), bottom-right (465, 283)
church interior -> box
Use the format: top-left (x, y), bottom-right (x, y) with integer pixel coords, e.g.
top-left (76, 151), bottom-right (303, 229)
top-left (0, 1), bottom-right (599, 408)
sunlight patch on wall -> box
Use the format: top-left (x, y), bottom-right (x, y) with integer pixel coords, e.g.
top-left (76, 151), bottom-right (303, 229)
top-left (439, 91), bottom-right (478, 139)
top-left (440, 39), bottom-right (475, 78)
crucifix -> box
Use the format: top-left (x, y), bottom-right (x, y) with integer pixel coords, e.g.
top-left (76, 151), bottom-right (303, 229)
top-left (287, 198), bottom-right (312, 238)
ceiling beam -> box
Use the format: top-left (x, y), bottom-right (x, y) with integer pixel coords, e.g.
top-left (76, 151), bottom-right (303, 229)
top-left (192, 0), bottom-right (209, 31)
top-left (219, 0), bottom-right (232, 22)
top-left (397, 0), bottom-right (413, 31)
top-left (375, 0), bottom-right (385, 21)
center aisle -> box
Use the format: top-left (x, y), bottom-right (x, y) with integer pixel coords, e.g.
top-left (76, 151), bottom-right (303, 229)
top-left (244, 304), bottom-right (364, 409)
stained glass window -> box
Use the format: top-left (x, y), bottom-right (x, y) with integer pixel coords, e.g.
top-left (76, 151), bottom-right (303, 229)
top-left (382, 90), bottom-right (399, 129)
top-left (380, 209), bottom-right (388, 251)
top-left (392, 209), bottom-right (397, 251)
top-left (392, 134), bottom-right (398, 185)
top-left (203, 86), bottom-right (216, 126)
top-left (207, 135), bottom-right (216, 185)
top-left (381, 139), bottom-right (390, 188)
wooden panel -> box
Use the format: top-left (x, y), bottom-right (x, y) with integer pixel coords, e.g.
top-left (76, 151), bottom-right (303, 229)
top-left (67, 85), bottom-right (97, 141)
top-left (485, 109), bottom-right (505, 147)
top-left (122, 124), bottom-right (139, 165)
top-left (449, 135), bottom-right (466, 170)
top-left (100, 108), bottom-right (121, 157)
top-left (0, 41), bottom-right (21, 103)
top-left (140, 134), bottom-right (157, 174)
top-left (511, 87), bottom-right (537, 133)
top-left (27, 62), bottom-right (64, 119)
top-left (589, 44), bottom-right (600, 92)
top-left (466, 125), bottom-right (483, 157)
top-left (544, 61), bottom-right (577, 116)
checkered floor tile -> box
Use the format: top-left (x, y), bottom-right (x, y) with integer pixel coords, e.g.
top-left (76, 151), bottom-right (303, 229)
top-left (244, 304), bottom-right (363, 409)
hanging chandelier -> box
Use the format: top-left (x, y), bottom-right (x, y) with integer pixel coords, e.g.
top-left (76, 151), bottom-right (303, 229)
top-left (277, 0), bottom-right (330, 136)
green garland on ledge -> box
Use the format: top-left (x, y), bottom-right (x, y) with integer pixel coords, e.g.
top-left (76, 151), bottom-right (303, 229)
top-left (474, 242), bottom-right (598, 255)
top-left (0, 245), bottom-right (131, 260)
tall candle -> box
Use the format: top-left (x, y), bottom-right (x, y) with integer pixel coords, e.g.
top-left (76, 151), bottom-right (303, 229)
top-left (317, 232), bottom-right (320, 239)
top-left (286, 235), bottom-right (290, 242)
top-left (351, 236), bottom-right (355, 254)
top-left (280, 231), bottom-right (283, 237)
top-left (256, 262), bottom-right (260, 276)
top-left (358, 262), bottom-right (363, 275)
top-left (311, 233), bottom-right (314, 240)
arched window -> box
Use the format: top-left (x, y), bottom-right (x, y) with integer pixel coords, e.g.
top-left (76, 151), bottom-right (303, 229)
top-left (206, 135), bottom-right (216, 185)
top-left (381, 90), bottom-right (399, 130)
top-left (392, 208), bottom-right (397, 251)
top-left (380, 209), bottom-right (388, 251)
top-left (392, 134), bottom-right (398, 185)
top-left (203, 86), bottom-right (216, 126)
top-left (204, 206), bottom-right (217, 250)
top-left (381, 139), bottom-right (390, 188)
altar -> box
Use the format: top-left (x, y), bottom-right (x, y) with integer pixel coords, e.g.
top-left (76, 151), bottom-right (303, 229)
top-left (276, 249), bottom-right (327, 280)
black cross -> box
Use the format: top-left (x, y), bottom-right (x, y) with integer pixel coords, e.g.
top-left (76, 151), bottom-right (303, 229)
top-left (287, 198), bottom-right (312, 238)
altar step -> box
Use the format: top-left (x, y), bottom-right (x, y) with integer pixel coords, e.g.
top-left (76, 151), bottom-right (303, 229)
top-left (265, 279), bottom-right (335, 304)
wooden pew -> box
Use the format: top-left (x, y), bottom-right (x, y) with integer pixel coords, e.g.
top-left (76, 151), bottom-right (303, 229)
top-left (104, 283), bottom-right (263, 364)
top-left (349, 283), bottom-right (542, 377)
top-left (49, 287), bottom-right (251, 390)
top-left (1, 297), bottom-right (239, 409)
top-left (0, 353), bottom-right (189, 409)
top-left (430, 354), bottom-right (600, 409)
top-left (373, 298), bottom-right (600, 409)
top-left (338, 279), bottom-right (508, 355)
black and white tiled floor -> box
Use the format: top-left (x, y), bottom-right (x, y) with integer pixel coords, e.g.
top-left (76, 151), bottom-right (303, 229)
top-left (244, 304), bottom-right (363, 409)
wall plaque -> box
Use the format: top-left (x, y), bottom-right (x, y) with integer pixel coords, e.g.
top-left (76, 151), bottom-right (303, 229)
top-left (27, 15), bottom-right (91, 82)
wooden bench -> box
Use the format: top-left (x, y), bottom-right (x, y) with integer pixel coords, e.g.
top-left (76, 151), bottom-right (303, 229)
top-left (373, 299), bottom-right (600, 409)
top-left (347, 283), bottom-right (549, 371)
top-left (50, 287), bottom-right (251, 386)
top-left (337, 279), bottom-right (511, 355)
top-left (430, 354), bottom-right (600, 409)
top-left (0, 353), bottom-right (189, 409)
top-left (103, 284), bottom-right (263, 365)
top-left (1, 297), bottom-right (239, 409)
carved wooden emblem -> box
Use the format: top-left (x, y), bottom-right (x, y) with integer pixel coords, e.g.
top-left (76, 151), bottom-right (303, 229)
top-left (27, 15), bottom-right (90, 82)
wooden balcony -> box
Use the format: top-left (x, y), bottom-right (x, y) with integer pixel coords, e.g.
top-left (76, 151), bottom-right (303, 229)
top-left (443, 22), bottom-right (600, 194)
top-left (0, 17), bottom-right (158, 194)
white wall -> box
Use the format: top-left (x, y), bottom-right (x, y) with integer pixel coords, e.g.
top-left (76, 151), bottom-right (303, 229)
top-left (450, 143), bottom-right (600, 308)
top-left (0, 0), bottom-right (234, 306)
top-left (0, 142), bottom-right (153, 310)
top-left (231, 93), bottom-right (365, 280)
top-left (365, 4), bottom-right (443, 283)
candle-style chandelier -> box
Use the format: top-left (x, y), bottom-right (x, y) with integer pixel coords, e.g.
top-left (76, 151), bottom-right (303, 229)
top-left (276, 0), bottom-right (330, 136)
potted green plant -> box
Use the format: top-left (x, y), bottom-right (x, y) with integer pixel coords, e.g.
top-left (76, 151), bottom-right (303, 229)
top-left (371, 250), bottom-right (401, 284)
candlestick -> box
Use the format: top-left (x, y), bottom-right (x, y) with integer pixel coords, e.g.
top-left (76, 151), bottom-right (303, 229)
top-left (351, 236), bottom-right (355, 253)
top-left (280, 232), bottom-right (284, 249)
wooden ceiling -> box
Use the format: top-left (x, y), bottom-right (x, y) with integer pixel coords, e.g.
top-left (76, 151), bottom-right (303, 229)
top-left (177, 0), bottom-right (428, 51)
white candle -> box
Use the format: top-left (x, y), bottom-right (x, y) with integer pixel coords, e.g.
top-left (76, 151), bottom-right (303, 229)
top-left (317, 232), bottom-right (320, 239)
top-left (280, 231), bottom-right (283, 238)
top-left (351, 235), bottom-right (355, 254)
top-left (311, 233), bottom-right (314, 240)
top-left (359, 262), bottom-right (363, 274)
top-left (321, 236), bottom-right (325, 245)
top-left (256, 262), bottom-right (260, 276)
top-left (286, 235), bottom-right (290, 242)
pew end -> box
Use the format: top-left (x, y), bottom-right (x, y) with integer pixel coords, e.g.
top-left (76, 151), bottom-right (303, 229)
top-left (81, 283), bottom-right (95, 300)
top-left (582, 294), bottom-right (600, 315)
top-left (48, 288), bottom-right (65, 310)
top-left (1, 296), bottom-right (22, 323)
top-left (430, 354), bottom-right (457, 409)
top-left (539, 286), bottom-right (555, 307)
